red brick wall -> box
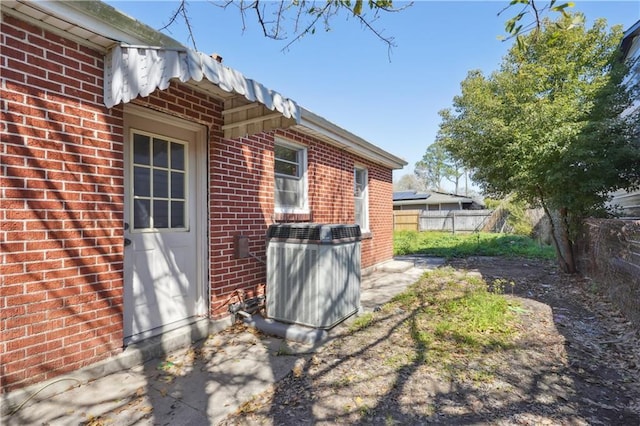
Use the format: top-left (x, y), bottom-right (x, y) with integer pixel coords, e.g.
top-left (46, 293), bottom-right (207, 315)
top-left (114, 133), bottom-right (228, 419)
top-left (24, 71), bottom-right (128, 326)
top-left (207, 128), bottom-right (394, 318)
top-left (1, 14), bottom-right (124, 392)
top-left (364, 161), bottom-right (394, 267)
top-left (1, 12), bottom-right (395, 392)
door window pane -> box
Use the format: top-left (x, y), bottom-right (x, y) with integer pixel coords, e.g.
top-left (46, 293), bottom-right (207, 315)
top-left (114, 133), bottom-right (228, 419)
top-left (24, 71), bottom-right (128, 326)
top-left (171, 201), bottom-right (185, 228)
top-left (134, 167), bottom-right (150, 197)
top-left (153, 138), bottom-right (169, 168)
top-left (153, 200), bottom-right (169, 228)
top-left (171, 172), bottom-right (185, 198)
top-left (133, 134), bottom-right (150, 165)
top-left (134, 199), bottom-right (150, 229)
top-left (131, 131), bottom-right (188, 230)
top-left (171, 142), bottom-right (185, 170)
top-left (153, 169), bottom-right (169, 198)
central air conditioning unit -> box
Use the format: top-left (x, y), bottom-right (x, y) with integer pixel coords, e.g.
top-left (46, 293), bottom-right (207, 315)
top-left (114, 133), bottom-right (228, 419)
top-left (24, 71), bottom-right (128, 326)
top-left (266, 223), bottom-right (362, 329)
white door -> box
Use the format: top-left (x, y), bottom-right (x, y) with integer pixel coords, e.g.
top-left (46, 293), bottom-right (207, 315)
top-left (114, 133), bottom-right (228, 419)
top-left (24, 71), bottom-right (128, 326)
top-left (123, 107), bottom-right (207, 344)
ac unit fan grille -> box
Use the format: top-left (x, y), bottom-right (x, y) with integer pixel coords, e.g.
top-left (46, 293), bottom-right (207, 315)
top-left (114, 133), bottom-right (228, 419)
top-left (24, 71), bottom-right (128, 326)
top-left (267, 224), bottom-right (361, 242)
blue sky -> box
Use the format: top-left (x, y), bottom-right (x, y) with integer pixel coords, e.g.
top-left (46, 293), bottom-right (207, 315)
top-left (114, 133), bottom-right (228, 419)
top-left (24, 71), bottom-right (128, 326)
top-left (105, 1), bottom-right (640, 182)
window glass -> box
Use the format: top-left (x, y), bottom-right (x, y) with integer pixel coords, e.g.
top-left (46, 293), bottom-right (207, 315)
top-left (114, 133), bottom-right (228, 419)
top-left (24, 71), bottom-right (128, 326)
top-left (153, 169), bottom-right (169, 198)
top-left (274, 142), bottom-right (306, 211)
top-left (354, 168), bottom-right (368, 231)
top-left (275, 145), bottom-right (300, 177)
top-left (171, 172), bottom-right (185, 198)
top-left (275, 176), bottom-right (300, 207)
top-left (275, 159), bottom-right (299, 177)
top-left (133, 134), bottom-right (150, 165)
top-left (171, 201), bottom-right (185, 228)
top-left (171, 142), bottom-right (185, 170)
top-left (131, 132), bottom-right (188, 230)
top-left (275, 145), bottom-right (298, 163)
top-left (153, 138), bottom-right (169, 168)
top-left (153, 200), bottom-right (169, 228)
top-left (134, 167), bottom-right (150, 197)
top-left (355, 198), bottom-right (363, 228)
top-left (134, 199), bottom-right (150, 229)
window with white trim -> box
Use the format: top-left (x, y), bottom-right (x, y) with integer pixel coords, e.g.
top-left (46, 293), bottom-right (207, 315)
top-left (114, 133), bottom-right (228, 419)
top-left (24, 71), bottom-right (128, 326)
top-left (274, 141), bottom-right (308, 212)
top-left (354, 167), bottom-right (368, 231)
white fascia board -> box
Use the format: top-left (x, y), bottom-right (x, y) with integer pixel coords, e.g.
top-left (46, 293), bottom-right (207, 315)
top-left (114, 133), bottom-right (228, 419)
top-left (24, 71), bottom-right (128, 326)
top-left (624, 20), bottom-right (640, 40)
top-left (393, 200), bottom-right (429, 206)
top-left (299, 108), bottom-right (407, 170)
top-left (17, 0), bottom-right (184, 50)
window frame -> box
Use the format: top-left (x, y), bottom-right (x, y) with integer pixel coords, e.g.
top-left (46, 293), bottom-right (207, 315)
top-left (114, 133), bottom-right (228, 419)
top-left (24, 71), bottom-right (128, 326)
top-left (354, 166), bottom-right (369, 232)
top-left (274, 139), bottom-right (309, 214)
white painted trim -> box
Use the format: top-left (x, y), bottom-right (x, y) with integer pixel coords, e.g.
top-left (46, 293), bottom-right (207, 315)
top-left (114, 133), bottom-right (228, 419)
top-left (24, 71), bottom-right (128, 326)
top-left (124, 104), bottom-right (206, 132)
top-left (274, 138), bottom-right (309, 214)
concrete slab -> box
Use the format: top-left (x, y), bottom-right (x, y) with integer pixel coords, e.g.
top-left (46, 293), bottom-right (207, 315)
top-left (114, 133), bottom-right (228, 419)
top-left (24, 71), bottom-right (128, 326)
top-left (1, 256), bottom-right (444, 425)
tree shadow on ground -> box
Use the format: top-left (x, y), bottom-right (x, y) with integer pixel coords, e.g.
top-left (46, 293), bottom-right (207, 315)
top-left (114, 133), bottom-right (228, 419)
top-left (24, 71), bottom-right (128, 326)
top-left (221, 256), bottom-right (640, 425)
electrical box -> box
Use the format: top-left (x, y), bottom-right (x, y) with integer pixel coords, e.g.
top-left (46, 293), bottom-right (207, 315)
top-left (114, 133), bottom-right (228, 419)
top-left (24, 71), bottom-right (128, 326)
top-left (234, 235), bottom-right (250, 259)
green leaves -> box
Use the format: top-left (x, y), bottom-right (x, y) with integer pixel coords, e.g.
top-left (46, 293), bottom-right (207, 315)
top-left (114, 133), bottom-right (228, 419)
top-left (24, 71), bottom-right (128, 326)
top-left (550, 1), bottom-right (575, 15)
top-left (353, 0), bottom-right (363, 15)
top-left (415, 140), bottom-right (462, 192)
top-left (438, 12), bottom-right (637, 221)
top-left (500, 0), bottom-right (577, 43)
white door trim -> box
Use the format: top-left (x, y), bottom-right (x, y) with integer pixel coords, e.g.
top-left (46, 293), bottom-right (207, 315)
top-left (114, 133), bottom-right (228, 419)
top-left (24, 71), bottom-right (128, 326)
top-left (123, 104), bottom-right (209, 344)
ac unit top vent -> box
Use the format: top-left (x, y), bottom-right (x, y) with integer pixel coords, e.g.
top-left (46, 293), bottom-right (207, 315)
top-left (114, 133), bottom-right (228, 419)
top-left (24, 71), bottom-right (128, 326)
top-left (267, 223), bottom-right (361, 243)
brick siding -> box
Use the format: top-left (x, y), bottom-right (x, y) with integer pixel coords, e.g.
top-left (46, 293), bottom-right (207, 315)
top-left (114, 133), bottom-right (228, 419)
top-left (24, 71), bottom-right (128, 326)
top-left (1, 12), bottom-right (395, 393)
top-left (1, 14), bottom-right (124, 392)
top-left (207, 128), bottom-right (394, 318)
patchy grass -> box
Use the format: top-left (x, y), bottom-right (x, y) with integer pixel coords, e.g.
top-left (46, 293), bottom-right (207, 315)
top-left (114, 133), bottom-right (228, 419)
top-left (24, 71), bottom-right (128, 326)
top-left (389, 267), bottom-right (520, 369)
top-left (349, 312), bottom-right (374, 333)
top-left (393, 230), bottom-right (555, 260)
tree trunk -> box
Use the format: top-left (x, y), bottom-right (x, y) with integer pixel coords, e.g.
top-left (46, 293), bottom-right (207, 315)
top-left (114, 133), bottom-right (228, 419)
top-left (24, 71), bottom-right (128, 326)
top-left (537, 188), bottom-right (575, 273)
top-left (559, 207), bottom-right (577, 273)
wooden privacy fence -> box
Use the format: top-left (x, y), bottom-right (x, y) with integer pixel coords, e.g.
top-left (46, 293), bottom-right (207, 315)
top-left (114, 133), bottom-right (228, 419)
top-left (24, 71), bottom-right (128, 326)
top-left (393, 209), bottom-right (421, 231)
top-left (394, 209), bottom-right (496, 233)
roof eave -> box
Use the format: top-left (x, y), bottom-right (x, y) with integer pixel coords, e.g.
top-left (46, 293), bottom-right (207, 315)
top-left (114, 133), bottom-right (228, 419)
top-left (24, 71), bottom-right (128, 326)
top-left (2, 0), bottom-right (184, 52)
top-left (297, 108), bottom-right (407, 170)
top-left (5, 0), bottom-right (408, 170)
top-left (621, 20), bottom-right (640, 59)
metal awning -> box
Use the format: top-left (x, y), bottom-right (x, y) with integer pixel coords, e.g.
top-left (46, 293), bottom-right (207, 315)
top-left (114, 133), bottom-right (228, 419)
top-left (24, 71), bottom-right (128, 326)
top-left (3, 0), bottom-right (407, 170)
top-left (104, 45), bottom-right (300, 139)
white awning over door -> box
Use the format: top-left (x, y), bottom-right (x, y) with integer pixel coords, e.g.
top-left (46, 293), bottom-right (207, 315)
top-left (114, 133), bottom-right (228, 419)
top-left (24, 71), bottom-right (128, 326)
top-left (104, 44), bottom-right (300, 122)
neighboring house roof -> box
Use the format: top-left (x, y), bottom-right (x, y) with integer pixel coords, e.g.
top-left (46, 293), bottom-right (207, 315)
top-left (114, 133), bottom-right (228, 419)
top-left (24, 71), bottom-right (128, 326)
top-left (621, 20), bottom-right (640, 60)
top-left (2, 0), bottom-right (407, 170)
top-left (392, 190), bottom-right (478, 206)
top-left (612, 20), bottom-right (640, 218)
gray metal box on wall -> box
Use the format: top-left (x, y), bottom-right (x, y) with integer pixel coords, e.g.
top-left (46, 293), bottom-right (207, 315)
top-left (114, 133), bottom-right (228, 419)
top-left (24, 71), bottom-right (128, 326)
top-left (266, 224), bottom-right (361, 329)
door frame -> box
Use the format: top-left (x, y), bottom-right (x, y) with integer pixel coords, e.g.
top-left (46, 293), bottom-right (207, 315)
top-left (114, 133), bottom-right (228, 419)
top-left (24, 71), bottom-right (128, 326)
top-left (122, 103), bottom-right (209, 344)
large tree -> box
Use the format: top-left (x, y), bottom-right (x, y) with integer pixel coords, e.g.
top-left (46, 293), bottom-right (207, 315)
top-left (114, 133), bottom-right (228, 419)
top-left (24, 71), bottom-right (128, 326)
top-left (414, 141), bottom-right (463, 193)
top-left (438, 14), bottom-right (640, 273)
top-left (394, 174), bottom-right (427, 192)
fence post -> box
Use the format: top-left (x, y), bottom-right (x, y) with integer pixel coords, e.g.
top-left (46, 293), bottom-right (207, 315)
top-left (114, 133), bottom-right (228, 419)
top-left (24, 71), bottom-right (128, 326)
top-left (452, 210), bottom-right (456, 234)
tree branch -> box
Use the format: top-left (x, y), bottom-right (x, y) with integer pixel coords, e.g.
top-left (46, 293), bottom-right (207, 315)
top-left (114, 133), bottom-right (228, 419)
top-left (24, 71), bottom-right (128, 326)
top-left (160, 0), bottom-right (198, 50)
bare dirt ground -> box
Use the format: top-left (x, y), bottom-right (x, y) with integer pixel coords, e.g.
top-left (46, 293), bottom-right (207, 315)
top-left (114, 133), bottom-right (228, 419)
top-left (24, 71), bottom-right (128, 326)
top-left (220, 257), bottom-right (640, 425)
